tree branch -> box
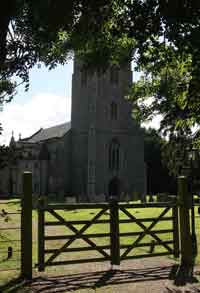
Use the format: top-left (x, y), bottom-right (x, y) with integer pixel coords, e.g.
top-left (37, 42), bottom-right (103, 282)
top-left (0, 1), bottom-right (17, 70)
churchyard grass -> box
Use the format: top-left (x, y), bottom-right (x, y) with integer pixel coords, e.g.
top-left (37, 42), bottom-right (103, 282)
top-left (1, 198), bottom-right (200, 286)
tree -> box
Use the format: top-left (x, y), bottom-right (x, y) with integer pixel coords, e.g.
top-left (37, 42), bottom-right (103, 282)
top-left (128, 43), bottom-right (200, 174)
top-left (0, 145), bottom-right (10, 168)
top-left (1, 1), bottom-right (200, 136)
top-left (129, 49), bottom-right (195, 135)
top-left (0, 1), bottom-right (118, 134)
top-left (143, 128), bottom-right (176, 194)
top-left (0, 1), bottom-right (118, 103)
top-left (75, 1), bottom-right (200, 138)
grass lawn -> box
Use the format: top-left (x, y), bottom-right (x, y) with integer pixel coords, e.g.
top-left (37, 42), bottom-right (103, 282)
top-left (1, 198), bottom-right (200, 287)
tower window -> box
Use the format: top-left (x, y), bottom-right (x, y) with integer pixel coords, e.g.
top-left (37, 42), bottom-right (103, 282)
top-left (109, 138), bottom-right (120, 171)
top-left (110, 101), bottom-right (118, 120)
top-left (110, 66), bottom-right (119, 84)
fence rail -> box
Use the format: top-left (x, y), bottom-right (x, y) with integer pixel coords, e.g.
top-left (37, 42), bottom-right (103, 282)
top-left (0, 198), bottom-right (21, 276)
top-left (39, 201), bottom-right (177, 210)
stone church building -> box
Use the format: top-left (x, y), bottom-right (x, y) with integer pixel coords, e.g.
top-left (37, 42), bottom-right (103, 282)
top-left (0, 59), bottom-right (146, 201)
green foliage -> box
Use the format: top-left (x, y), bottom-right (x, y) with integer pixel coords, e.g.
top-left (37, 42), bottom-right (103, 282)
top-left (143, 128), bottom-right (176, 193)
top-left (0, 145), bottom-right (10, 168)
top-left (128, 43), bottom-right (200, 176)
top-left (161, 134), bottom-right (190, 178)
top-left (129, 50), bottom-right (195, 136)
top-left (0, 142), bottom-right (21, 170)
top-left (1, 1), bottom-right (200, 137)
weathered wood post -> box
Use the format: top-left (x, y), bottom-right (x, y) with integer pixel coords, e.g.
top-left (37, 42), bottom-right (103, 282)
top-left (172, 196), bottom-right (179, 258)
top-left (21, 172), bottom-right (32, 279)
top-left (176, 176), bottom-right (193, 282)
top-left (110, 196), bottom-right (120, 267)
top-left (38, 196), bottom-right (45, 272)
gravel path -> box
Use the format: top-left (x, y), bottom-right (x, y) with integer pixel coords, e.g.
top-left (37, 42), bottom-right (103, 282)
top-left (18, 257), bottom-right (200, 293)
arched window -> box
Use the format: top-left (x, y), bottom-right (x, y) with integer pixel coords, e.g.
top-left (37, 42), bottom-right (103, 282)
top-left (109, 138), bottom-right (120, 171)
top-left (110, 101), bottom-right (118, 120)
top-left (110, 66), bottom-right (119, 84)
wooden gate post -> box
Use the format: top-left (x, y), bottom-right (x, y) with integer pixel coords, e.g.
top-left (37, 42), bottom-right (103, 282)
top-left (110, 197), bottom-right (120, 267)
top-left (21, 172), bottom-right (32, 279)
top-left (172, 202), bottom-right (180, 258)
top-left (176, 176), bottom-right (193, 280)
top-left (38, 196), bottom-right (45, 272)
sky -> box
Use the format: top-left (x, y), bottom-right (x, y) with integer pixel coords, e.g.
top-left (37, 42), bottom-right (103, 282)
top-left (0, 61), bottom-right (73, 145)
top-left (0, 60), bottom-right (160, 145)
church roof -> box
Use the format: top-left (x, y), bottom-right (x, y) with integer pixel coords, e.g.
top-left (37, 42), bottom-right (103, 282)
top-left (21, 122), bottom-right (71, 143)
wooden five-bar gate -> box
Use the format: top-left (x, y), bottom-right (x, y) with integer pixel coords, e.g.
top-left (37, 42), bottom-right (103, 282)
top-left (20, 173), bottom-right (195, 280)
top-left (37, 199), bottom-right (179, 271)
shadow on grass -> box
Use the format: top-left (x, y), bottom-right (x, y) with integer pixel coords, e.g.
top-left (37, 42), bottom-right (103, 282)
top-left (2, 264), bottom-right (198, 293)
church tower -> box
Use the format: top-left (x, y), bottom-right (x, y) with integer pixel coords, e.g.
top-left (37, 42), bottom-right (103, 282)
top-left (71, 59), bottom-right (146, 201)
